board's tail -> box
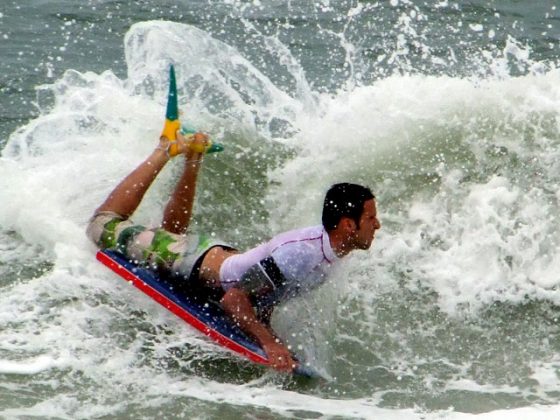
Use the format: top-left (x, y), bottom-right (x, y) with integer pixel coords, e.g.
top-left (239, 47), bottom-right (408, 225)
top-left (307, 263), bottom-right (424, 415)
top-left (161, 65), bottom-right (223, 154)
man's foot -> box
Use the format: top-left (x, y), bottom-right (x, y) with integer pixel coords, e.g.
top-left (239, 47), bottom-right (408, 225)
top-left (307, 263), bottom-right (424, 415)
top-left (158, 131), bottom-right (210, 158)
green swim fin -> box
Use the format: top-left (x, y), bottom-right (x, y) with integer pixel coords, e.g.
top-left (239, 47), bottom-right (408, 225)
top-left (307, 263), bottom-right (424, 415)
top-left (161, 65), bottom-right (181, 141)
top-left (161, 65), bottom-right (224, 154)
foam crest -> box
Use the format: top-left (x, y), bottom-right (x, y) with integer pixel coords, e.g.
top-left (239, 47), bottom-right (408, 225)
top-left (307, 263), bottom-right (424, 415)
top-left (124, 21), bottom-right (307, 139)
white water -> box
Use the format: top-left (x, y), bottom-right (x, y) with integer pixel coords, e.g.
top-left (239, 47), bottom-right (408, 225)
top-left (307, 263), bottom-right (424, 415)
top-left (1, 21), bottom-right (560, 418)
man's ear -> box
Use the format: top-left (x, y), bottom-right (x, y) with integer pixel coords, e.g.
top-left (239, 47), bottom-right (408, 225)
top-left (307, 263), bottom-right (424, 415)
top-left (339, 217), bottom-right (356, 233)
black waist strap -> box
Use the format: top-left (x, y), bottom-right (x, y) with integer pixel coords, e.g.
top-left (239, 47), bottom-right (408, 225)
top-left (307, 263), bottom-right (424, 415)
top-left (260, 256), bottom-right (286, 289)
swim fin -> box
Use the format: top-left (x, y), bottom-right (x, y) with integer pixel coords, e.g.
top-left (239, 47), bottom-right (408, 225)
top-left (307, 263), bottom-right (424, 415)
top-left (161, 65), bottom-right (224, 154)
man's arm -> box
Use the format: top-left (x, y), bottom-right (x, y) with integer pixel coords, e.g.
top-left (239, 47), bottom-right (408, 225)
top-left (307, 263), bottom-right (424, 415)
top-left (221, 288), bottom-right (296, 371)
top-left (258, 304), bottom-right (274, 328)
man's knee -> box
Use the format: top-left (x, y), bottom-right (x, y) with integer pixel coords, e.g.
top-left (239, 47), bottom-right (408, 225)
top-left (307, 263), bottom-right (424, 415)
top-left (86, 211), bottom-right (130, 249)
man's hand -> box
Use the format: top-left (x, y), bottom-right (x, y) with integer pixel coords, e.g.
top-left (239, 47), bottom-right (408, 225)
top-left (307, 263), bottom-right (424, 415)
top-left (262, 340), bottom-right (297, 372)
top-left (176, 131), bottom-right (209, 158)
top-left (221, 288), bottom-right (296, 372)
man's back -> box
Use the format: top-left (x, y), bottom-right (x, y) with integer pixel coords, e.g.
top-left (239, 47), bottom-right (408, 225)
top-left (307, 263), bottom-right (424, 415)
top-left (220, 225), bottom-right (339, 296)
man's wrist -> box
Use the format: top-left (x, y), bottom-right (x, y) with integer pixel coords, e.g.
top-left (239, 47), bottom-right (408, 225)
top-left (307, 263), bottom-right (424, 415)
top-left (185, 152), bottom-right (204, 165)
top-left (152, 145), bottom-right (172, 162)
top-left (258, 329), bottom-right (280, 347)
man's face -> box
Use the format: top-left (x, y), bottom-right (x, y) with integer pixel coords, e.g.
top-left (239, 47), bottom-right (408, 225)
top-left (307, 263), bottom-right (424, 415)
top-left (351, 199), bottom-right (381, 250)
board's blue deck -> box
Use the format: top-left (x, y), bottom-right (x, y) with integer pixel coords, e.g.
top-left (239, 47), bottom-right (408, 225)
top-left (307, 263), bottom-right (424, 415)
top-left (102, 249), bottom-right (267, 358)
top-left (100, 249), bottom-right (323, 379)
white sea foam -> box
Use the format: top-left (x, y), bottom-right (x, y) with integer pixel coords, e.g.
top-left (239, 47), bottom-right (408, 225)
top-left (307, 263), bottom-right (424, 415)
top-left (0, 356), bottom-right (59, 375)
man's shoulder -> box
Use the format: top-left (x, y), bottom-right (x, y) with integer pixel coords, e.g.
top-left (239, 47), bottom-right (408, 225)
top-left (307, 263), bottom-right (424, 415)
top-left (275, 225), bottom-right (324, 243)
top-left (270, 225), bottom-right (325, 257)
top-left (271, 225), bottom-right (328, 280)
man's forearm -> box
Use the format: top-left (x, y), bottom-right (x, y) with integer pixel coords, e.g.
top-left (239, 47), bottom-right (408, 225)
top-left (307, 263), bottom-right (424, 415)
top-left (222, 288), bottom-right (297, 371)
top-left (221, 288), bottom-right (277, 346)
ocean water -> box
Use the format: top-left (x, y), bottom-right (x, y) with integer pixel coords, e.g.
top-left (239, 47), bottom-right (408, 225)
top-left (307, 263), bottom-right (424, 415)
top-left (2, 1), bottom-right (560, 418)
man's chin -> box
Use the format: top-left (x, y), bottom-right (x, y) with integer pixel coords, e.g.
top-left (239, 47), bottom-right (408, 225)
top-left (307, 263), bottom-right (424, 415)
top-left (360, 240), bottom-right (373, 250)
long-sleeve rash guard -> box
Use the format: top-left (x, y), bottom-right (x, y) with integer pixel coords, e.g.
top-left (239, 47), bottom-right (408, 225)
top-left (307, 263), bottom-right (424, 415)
top-left (219, 225), bottom-right (339, 306)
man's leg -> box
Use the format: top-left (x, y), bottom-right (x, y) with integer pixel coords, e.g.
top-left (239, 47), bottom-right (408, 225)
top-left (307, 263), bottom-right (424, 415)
top-left (161, 133), bottom-right (208, 234)
top-left (94, 138), bottom-right (172, 218)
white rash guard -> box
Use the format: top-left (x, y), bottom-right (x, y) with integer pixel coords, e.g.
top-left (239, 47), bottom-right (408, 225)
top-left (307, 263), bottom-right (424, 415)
top-left (219, 225), bottom-right (339, 305)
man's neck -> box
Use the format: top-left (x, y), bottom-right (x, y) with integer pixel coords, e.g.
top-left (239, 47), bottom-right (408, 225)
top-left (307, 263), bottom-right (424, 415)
top-left (327, 229), bottom-right (351, 258)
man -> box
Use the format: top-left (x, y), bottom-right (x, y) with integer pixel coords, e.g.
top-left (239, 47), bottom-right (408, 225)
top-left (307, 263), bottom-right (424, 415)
top-left (87, 131), bottom-right (381, 372)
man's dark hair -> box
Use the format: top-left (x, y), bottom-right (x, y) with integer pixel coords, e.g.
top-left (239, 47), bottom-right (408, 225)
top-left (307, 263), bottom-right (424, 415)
top-left (322, 183), bottom-right (375, 231)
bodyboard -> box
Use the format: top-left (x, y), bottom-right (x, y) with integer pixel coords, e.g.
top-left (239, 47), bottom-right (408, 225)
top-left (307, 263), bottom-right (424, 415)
top-left (96, 249), bottom-right (321, 378)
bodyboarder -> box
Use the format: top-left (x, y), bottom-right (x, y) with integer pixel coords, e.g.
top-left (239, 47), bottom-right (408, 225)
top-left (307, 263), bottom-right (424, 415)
top-left (87, 118), bottom-right (380, 374)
